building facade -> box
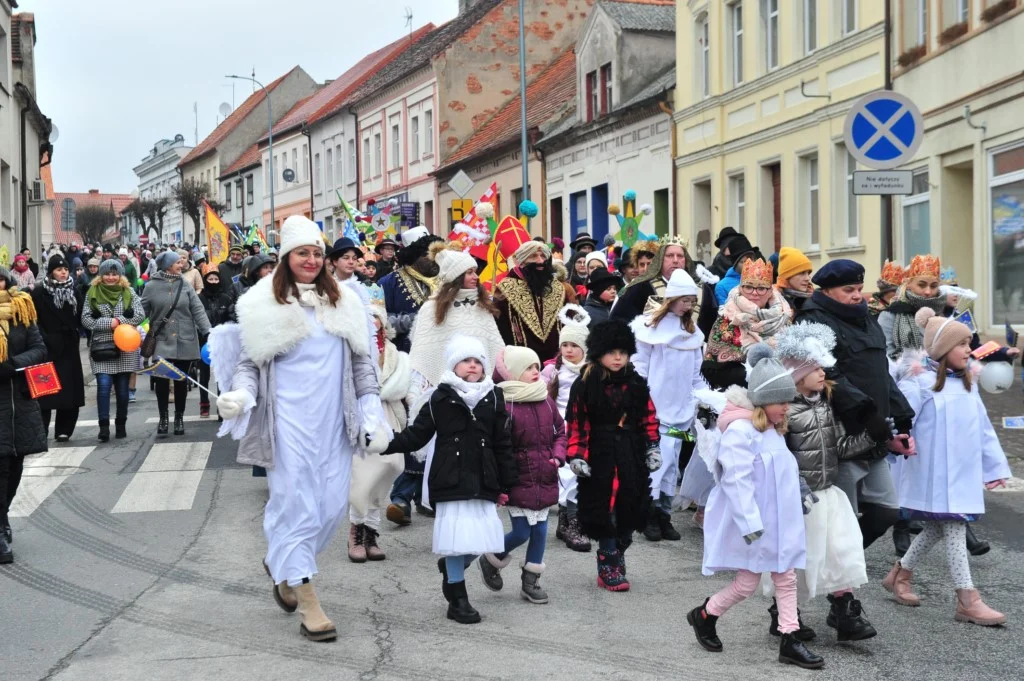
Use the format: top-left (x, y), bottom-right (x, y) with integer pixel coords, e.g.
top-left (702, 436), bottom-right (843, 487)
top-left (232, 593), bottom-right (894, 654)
top-left (674, 1), bottom-right (885, 275)
top-left (218, 144), bottom-right (262, 232)
top-left (891, 1), bottom-right (1024, 330)
top-left (135, 135), bottom-right (192, 245)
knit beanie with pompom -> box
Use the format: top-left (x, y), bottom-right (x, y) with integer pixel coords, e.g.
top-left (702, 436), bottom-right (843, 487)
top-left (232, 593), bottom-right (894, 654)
top-left (915, 308), bottom-right (973, 361)
top-left (746, 343), bottom-right (797, 406)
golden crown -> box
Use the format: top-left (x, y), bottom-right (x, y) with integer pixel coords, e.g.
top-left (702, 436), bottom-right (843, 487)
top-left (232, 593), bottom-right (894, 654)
top-left (907, 254), bottom-right (940, 280)
top-left (741, 258), bottom-right (774, 287)
top-left (658, 234), bottom-right (690, 250)
top-left (880, 260), bottom-right (906, 286)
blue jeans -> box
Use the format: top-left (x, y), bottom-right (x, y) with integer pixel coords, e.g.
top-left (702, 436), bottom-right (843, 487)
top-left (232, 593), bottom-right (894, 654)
top-left (390, 470), bottom-right (422, 506)
top-left (501, 516), bottom-right (548, 565)
top-left (444, 554), bottom-right (477, 583)
top-left (96, 373), bottom-right (131, 421)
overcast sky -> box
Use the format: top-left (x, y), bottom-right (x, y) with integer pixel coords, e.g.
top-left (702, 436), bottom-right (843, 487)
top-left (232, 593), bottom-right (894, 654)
top-left (21, 0), bottom-right (459, 193)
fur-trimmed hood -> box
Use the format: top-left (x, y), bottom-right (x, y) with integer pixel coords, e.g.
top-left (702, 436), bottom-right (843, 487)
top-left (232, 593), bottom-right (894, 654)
top-left (724, 384), bottom-right (753, 410)
top-left (379, 342), bottom-right (411, 403)
top-left (235, 275), bottom-right (370, 364)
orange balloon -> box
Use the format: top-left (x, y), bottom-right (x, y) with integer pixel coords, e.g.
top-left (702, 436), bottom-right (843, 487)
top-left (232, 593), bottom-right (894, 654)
top-left (113, 324), bottom-right (141, 352)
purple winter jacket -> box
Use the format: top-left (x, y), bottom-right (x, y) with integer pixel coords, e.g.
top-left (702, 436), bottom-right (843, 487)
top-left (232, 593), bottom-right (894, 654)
top-left (505, 396), bottom-right (568, 510)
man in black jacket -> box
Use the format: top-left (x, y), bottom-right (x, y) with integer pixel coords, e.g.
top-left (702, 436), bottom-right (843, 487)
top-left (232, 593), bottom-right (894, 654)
top-left (611, 237), bottom-right (694, 321)
top-left (796, 259), bottom-right (916, 548)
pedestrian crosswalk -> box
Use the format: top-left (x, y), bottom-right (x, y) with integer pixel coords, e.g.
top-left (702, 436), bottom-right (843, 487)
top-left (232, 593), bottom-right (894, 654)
top-left (46, 415), bottom-right (214, 430)
top-left (11, 447), bottom-right (95, 518)
top-left (111, 442), bottom-right (212, 513)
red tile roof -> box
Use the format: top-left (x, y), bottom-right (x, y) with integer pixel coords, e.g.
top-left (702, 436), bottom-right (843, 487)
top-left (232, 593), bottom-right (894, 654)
top-left (178, 66), bottom-right (299, 168)
top-left (51, 190), bottom-right (134, 247)
top-left (260, 25), bottom-right (435, 144)
top-left (222, 143), bottom-right (262, 178)
top-left (439, 48), bottom-right (577, 170)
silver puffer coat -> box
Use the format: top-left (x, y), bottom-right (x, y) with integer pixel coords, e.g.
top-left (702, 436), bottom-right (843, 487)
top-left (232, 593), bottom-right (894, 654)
top-left (785, 392), bottom-right (877, 491)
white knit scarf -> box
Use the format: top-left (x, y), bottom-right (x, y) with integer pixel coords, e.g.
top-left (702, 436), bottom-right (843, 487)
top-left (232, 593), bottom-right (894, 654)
top-left (439, 371), bottom-right (494, 409)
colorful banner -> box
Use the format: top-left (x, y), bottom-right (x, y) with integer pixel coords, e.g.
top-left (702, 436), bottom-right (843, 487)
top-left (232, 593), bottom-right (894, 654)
top-left (204, 201), bottom-right (231, 266)
top-left (137, 358), bottom-right (188, 381)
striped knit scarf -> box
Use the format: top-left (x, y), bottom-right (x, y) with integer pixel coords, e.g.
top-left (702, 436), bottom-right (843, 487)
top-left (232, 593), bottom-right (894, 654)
top-left (0, 289), bottom-right (37, 362)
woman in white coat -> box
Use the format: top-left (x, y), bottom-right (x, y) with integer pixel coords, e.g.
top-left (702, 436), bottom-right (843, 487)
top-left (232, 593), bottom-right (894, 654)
top-left (217, 216), bottom-right (387, 643)
top-left (630, 269), bottom-right (706, 542)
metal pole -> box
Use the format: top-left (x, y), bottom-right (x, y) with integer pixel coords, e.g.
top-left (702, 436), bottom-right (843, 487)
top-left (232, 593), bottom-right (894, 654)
top-left (227, 75), bottom-right (275, 235)
top-left (517, 0), bottom-right (529, 202)
top-left (880, 0), bottom-right (893, 263)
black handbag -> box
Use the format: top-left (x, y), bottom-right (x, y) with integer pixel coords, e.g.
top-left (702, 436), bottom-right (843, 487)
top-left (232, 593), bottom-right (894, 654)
top-left (90, 338), bottom-right (120, 362)
top-left (141, 280), bottom-right (184, 359)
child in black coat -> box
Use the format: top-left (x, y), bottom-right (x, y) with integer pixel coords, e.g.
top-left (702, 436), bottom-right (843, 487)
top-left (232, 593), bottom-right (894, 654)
top-left (565, 319), bottom-right (660, 591)
top-left (376, 335), bottom-right (518, 623)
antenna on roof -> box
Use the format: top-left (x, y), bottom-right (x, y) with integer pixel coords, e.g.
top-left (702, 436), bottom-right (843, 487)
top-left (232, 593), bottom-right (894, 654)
top-left (404, 6), bottom-right (413, 41)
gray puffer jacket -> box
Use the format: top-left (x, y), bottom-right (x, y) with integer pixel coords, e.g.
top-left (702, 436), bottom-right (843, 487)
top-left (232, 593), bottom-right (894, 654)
top-left (784, 392), bottom-right (877, 491)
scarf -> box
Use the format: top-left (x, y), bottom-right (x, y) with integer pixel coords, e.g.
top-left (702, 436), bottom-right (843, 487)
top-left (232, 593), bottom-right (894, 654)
top-left (717, 402), bottom-right (754, 432)
top-left (87, 280), bottom-right (132, 313)
top-left (561, 357), bottom-right (584, 375)
top-left (439, 371), bottom-right (494, 409)
top-left (809, 290), bottom-right (868, 321)
top-left (12, 260), bottom-right (28, 273)
top-left (41, 276), bottom-right (77, 310)
top-left (888, 286), bottom-right (946, 357)
top-left (497, 378), bottom-right (549, 403)
top-left (721, 287), bottom-right (791, 348)
top-left (452, 288), bottom-right (478, 308)
top-left (294, 282), bottom-right (335, 329)
top-left (0, 289), bottom-right (37, 363)
top-left (154, 270), bottom-right (182, 282)
top-left (398, 266), bottom-right (440, 306)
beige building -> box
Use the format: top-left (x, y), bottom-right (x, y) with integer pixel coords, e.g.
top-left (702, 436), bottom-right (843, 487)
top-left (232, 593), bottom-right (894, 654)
top-left (891, 1), bottom-right (1024, 331)
top-left (674, 1), bottom-right (885, 280)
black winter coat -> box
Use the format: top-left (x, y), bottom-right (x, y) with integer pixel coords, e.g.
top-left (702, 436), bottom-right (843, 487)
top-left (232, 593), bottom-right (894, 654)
top-left (796, 292), bottom-right (914, 443)
top-left (384, 383), bottom-right (519, 504)
top-left (30, 286), bottom-right (86, 411)
top-left (610, 279), bottom-right (655, 322)
top-left (198, 286), bottom-right (235, 328)
top-left (583, 295), bottom-right (611, 329)
top-left (0, 317), bottom-right (49, 458)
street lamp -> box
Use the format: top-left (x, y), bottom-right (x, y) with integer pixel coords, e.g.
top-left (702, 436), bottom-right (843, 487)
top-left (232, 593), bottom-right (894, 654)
top-left (517, 0), bottom-right (529, 202)
top-left (226, 74), bottom-right (275, 233)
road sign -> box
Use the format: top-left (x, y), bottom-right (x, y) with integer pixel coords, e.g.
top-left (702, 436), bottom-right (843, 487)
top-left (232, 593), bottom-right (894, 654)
top-left (843, 91), bottom-right (923, 170)
top-left (448, 170), bottom-right (475, 199)
top-left (853, 170), bottom-right (913, 195)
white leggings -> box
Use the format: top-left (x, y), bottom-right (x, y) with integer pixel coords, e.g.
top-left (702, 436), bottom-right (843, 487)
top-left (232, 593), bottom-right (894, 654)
top-left (899, 520), bottom-right (973, 589)
top-left (350, 507), bottom-right (382, 530)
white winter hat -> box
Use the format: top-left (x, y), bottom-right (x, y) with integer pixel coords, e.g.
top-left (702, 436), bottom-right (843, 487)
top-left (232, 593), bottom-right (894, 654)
top-left (557, 303), bottom-right (590, 355)
top-left (436, 248), bottom-right (478, 284)
top-left (445, 334), bottom-right (488, 371)
top-left (402, 225), bottom-right (429, 247)
top-left (118, 247), bottom-right (129, 257)
top-left (664, 269), bottom-right (699, 298)
top-left (584, 251), bottom-right (608, 269)
top-left (278, 215), bottom-right (324, 258)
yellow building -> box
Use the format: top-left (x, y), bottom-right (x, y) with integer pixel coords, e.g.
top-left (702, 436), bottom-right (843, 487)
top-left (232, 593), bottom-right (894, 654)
top-left (674, 0), bottom-right (885, 283)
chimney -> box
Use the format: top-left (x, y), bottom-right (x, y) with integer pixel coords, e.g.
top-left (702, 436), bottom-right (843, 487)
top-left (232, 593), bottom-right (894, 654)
top-left (88, 189), bottom-right (99, 194)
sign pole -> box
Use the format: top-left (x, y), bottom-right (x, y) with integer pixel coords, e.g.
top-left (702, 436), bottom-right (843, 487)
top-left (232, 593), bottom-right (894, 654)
top-left (517, 0), bottom-right (529, 201)
top-left (881, 0), bottom-right (894, 262)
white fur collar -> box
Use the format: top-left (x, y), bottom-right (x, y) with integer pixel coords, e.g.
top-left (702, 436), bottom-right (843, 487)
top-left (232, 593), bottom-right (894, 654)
top-left (630, 313), bottom-right (704, 350)
top-left (236, 275), bottom-right (370, 364)
top-left (379, 345), bottom-right (411, 403)
top-left (724, 385), bottom-right (754, 410)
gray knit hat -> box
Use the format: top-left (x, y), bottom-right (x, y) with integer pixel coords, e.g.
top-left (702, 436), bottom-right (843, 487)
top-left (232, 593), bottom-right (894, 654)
top-left (98, 259), bottom-right (124, 277)
top-left (155, 250), bottom-right (181, 271)
top-left (746, 343), bottom-right (796, 406)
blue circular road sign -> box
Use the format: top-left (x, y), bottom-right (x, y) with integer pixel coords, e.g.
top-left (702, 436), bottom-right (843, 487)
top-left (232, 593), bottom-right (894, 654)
top-left (843, 91), bottom-right (924, 170)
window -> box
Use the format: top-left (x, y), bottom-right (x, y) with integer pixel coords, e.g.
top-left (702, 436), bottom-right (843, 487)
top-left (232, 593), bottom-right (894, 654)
top-left (373, 133), bottom-right (382, 176)
top-left (842, 0), bottom-right (857, 35)
top-left (424, 110), bottom-right (433, 154)
top-left (224, 183), bottom-right (232, 209)
top-left (411, 116), bottom-right (420, 160)
top-left (585, 70), bottom-right (597, 121)
top-left (942, 0), bottom-right (969, 28)
top-left (291, 149), bottom-right (297, 178)
top-left (600, 63), bottom-right (612, 114)
top-left (273, 156), bottom-right (279, 190)
top-left (314, 152), bottom-right (321, 193)
top-left (246, 175), bottom-right (254, 205)
top-left (362, 138), bottom-right (370, 180)
top-left (264, 161), bottom-right (270, 194)
top-left (335, 145), bottom-right (343, 188)
top-left (800, 154), bottom-right (820, 248)
top-left (902, 169), bottom-right (930, 261)
top-left (729, 3), bottom-right (744, 86)
top-left (761, 0), bottom-right (779, 71)
top-left (325, 148), bottom-right (334, 190)
top-left (902, 0), bottom-right (928, 50)
top-left (697, 14), bottom-right (710, 98)
top-left (512, 185), bottom-right (532, 209)
top-left (301, 144), bottom-right (309, 183)
top-left (990, 145), bottom-right (1024, 323)
top-left (347, 139), bottom-right (356, 184)
top-left (235, 180), bottom-right (243, 208)
top-left (0, 29), bottom-right (8, 92)
top-left (61, 198), bottom-right (76, 232)
top-left (804, 0), bottom-right (817, 53)
top-left (391, 121), bottom-right (400, 169)
top-left (844, 151), bottom-right (858, 241)
top-left (730, 174), bottom-right (746, 230)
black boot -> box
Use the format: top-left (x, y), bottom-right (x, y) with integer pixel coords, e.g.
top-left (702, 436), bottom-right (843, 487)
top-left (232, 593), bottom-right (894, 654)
top-left (965, 524), bottom-right (990, 556)
top-left (643, 505), bottom-right (662, 542)
top-left (658, 511), bottom-right (681, 541)
top-left (1, 520), bottom-right (10, 544)
top-left (437, 558), bottom-right (454, 603)
top-left (826, 592), bottom-right (877, 642)
top-left (778, 632), bottom-right (824, 669)
top-left (114, 418), bottom-right (127, 440)
top-left (769, 598), bottom-right (816, 641)
top-left (555, 506), bottom-right (568, 542)
top-left (0, 533), bottom-right (11, 564)
top-left (446, 580), bottom-right (481, 624)
top-left (157, 410), bottom-right (169, 435)
top-left (892, 519), bottom-right (912, 557)
top-left (97, 419), bottom-right (110, 442)
top-left (686, 597), bottom-right (723, 652)
top-left (173, 413), bottom-right (185, 436)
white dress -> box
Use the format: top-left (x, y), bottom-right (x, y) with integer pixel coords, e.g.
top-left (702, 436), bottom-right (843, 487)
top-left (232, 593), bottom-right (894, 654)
top-left (264, 309), bottom-right (353, 586)
top-left (542, 360), bottom-right (583, 507)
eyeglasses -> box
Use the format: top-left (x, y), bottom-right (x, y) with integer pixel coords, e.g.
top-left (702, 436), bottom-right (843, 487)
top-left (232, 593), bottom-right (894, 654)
top-left (741, 285), bottom-right (770, 294)
top-left (294, 249), bottom-right (325, 260)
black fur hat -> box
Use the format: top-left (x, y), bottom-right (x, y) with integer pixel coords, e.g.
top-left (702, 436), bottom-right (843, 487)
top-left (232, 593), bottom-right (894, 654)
top-left (586, 318), bottom-right (636, 362)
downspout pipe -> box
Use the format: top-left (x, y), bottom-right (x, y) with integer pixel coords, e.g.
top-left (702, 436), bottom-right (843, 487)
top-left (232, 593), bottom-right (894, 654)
top-left (20, 102), bottom-right (29, 250)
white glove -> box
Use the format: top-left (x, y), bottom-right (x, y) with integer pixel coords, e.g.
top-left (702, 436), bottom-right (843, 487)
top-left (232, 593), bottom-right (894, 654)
top-left (569, 458), bottom-right (591, 478)
top-left (645, 446), bottom-right (662, 472)
top-left (217, 389), bottom-right (254, 420)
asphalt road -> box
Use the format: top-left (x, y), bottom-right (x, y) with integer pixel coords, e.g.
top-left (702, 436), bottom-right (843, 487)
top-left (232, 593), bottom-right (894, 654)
top-left (3, 382), bottom-right (1023, 681)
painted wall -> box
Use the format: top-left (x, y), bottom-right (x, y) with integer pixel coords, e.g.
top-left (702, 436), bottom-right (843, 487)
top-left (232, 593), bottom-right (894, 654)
top-left (261, 128), bottom-right (312, 230)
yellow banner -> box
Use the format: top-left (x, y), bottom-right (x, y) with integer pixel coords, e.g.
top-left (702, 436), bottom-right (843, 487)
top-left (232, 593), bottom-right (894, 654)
top-left (205, 201), bottom-right (231, 266)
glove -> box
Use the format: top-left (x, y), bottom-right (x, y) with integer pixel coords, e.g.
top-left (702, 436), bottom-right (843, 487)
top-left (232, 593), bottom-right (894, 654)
top-left (216, 389), bottom-right (253, 420)
top-left (569, 458), bottom-right (591, 478)
top-left (0, 361), bottom-right (15, 378)
top-left (743, 530), bottom-right (764, 545)
top-left (645, 446), bottom-right (662, 472)
top-left (798, 478), bottom-right (819, 515)
top-left (864, 412), bottom-right (895, 444)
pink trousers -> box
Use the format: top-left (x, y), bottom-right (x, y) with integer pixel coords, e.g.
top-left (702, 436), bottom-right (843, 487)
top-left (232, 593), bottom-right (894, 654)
top-left (706, 569), bottom-right (798, 634)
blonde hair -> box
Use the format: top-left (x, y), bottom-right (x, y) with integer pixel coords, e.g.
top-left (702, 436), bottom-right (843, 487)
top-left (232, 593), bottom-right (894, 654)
top-left (752, 406), bottom-right (788, 434)
top-left (646, 295), bottom-right (695, 333)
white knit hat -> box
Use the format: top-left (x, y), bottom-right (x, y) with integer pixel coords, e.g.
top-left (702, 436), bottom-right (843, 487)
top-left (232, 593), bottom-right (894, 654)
top-left (584, 251), bottom-right (608, 269)
top-left (278, 215), bottom-right (324, 258)
top-left (664, 269), bottom-right (699, 298)
top-left (445, 334), bottom-right (488, 371)
top-left (436, 248), bottom-right (478, 284)
top-left (557, 303), bottom-right (590, 355)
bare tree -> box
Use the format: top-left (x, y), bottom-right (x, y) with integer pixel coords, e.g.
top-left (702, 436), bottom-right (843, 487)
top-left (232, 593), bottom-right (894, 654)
top-left (74, 205), bottom-right (117, 245)
top-left (172, 179), bottom-right (224, 245)
top-left (123, 199), bottom-right (154, 242)
top-left (143, 198), bottom-right (169, 243)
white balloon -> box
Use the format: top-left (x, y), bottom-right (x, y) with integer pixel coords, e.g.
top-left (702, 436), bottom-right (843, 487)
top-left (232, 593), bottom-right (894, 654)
top-left (979, 361), bottom-right (1014, 394)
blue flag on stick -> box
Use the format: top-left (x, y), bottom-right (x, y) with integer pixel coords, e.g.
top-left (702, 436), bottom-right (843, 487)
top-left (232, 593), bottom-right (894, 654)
top-left (137, 358), bottom-right (188, 381)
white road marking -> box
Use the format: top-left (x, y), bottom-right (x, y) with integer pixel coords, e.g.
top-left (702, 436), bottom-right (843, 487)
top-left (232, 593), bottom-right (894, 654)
top-left (111, 442), bottom-right (213, 513)
top-left (10, 447), bottom-right (95, 518)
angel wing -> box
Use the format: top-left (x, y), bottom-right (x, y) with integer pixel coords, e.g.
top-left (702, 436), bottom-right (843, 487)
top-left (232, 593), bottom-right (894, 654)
top-left (673, 417), bottom-right (721, 509)
top-left (207, 323), bottom-right (253, 441)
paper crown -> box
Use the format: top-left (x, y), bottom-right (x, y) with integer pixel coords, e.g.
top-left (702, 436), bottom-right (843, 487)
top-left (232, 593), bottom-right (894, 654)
top-left (880, 260), bottom-right (906, 286)
top-left (940, 266), bottom-right (958, 285)
top-left (741, 258), bottom-right (774, 286)
top-left (366, 283), bottom-right (385, 308)
top-left (907, 254), bottom-right (941, 279)
top-left (658, 234), bottom-right (690, 250)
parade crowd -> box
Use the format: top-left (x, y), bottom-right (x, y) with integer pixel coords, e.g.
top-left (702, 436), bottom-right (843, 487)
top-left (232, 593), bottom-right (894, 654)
top-left (0, 209), bottom-right (1018, 670)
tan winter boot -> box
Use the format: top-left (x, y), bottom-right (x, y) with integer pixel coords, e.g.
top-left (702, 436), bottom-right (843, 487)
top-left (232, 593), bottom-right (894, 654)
top-left (294, 582), bottom-right (337, 642)
top-left (347, 523), bottom-right (367, 563)
top-left (955, 589), bottom-right (1006, 626)
top-left (882, 561), bottom-right (920, 606)
top-left (264, 561), bottom-right (297, 613)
